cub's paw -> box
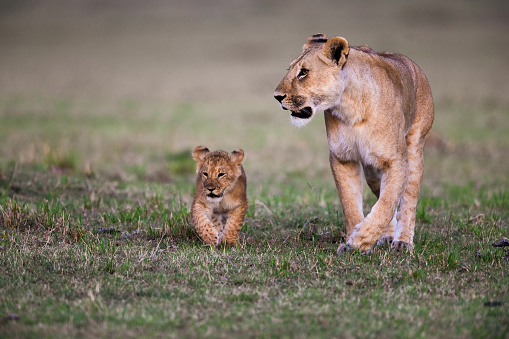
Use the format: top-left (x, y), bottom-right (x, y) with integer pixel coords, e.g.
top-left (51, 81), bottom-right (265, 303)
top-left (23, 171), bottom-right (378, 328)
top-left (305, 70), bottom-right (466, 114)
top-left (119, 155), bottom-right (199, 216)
top-left (222, 233), bottom-right (239, 246)
top-left (200, 230), bottom-right (220, 246)
top-left (217, 232), bottom-right (225, 244)
top-left (391, 240), bottom-right (413, 253)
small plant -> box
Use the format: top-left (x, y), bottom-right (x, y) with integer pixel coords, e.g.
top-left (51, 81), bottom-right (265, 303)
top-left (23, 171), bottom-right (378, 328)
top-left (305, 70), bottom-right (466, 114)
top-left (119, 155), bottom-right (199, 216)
top-left (416, 201), bottom-right (431, 223)
top-left (167, 149), bottom-right (195, 176)
top-left (43, 146), bottom-right (79, 172)
top-left (0, 200), bottom-right (38, 231)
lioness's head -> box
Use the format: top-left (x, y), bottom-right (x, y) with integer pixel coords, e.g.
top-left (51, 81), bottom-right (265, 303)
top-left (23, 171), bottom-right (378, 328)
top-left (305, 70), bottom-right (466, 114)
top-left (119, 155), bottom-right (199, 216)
top-left (192, 146), bottom-right (245, 201)
top-left (274, 33), bottom-right (349, 127)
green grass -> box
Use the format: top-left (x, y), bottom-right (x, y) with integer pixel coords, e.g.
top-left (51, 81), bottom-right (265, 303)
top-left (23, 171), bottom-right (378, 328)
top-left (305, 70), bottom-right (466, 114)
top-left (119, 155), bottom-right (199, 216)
top-left (0, 96), bottom-right (508, 338)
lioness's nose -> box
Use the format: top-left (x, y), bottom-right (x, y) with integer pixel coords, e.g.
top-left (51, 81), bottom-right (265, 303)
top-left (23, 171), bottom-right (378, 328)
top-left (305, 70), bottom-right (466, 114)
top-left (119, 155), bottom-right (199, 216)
top-left (274, 93), bottom-right (286, 103)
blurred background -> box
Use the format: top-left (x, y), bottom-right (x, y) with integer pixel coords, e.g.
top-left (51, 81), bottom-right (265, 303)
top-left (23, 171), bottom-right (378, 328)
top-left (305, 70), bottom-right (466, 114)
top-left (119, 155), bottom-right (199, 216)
top-left (1, 0), bottom-right (508, 196)
top-left (2, 0), bottom-right (509, 103)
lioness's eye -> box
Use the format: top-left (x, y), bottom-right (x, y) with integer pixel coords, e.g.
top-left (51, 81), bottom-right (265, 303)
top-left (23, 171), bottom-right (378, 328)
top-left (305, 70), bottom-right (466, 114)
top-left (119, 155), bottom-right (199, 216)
top-left (203, 172), bottom-right (208, 177)
top-left (218, 173), bottom-right (225, 178)
top-left (298, 68), bottom-right (309, 79)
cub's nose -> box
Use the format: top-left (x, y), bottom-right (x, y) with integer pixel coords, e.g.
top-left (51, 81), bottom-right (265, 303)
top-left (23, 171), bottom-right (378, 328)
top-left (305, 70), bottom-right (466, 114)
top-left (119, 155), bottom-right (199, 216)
top-left (274, 93), bottom-right (287, 103)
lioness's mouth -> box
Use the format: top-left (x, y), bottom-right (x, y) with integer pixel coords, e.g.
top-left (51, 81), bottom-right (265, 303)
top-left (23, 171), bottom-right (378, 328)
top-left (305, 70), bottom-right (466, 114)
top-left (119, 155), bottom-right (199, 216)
top-left (291, 107), bottom-right (313, 119)
top-left (207, 193), bottom-right (223, 198)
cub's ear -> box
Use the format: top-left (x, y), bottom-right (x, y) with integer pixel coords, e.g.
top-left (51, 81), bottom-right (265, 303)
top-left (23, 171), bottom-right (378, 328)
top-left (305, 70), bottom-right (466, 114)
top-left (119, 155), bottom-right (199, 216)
top-left (303, 33), bottom-right (328, 51)
top-left (322, 36), bottom-right (349, 67)
top-left (192, 146), bottom-right (210, 167)
top-left (229, 148), bottom-right (244, 165)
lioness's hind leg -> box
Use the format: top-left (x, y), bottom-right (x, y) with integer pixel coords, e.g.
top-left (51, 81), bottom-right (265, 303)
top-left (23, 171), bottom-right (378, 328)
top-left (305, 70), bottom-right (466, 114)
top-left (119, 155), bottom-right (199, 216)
top-left (393, 70), bottom-right (434, 252)
top-left (392, 133), bottom-right (426, 251)
top-left (363, 165), bottom-right (381, 199)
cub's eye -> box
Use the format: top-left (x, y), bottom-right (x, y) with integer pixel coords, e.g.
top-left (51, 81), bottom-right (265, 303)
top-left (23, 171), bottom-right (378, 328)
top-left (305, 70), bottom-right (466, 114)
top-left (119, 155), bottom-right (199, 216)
top-left (298, 68), bottom-right (309, 79)
top-left (202, 172), bottom-right (208, 177)
top-left (218, 173), bottom-right (225, 178)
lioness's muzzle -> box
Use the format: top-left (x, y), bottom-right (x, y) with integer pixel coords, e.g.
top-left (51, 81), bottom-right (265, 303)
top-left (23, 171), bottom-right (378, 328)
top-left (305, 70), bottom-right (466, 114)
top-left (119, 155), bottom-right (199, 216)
top-left (291, 107), bottom-right (313, 119)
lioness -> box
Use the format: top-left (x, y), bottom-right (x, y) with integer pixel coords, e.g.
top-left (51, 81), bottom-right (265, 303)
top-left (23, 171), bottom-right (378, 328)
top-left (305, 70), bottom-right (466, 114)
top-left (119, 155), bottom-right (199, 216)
top-left (191, 146), bottom-right (248, 246)
top-left (274, 34), bottom-right (434, 253)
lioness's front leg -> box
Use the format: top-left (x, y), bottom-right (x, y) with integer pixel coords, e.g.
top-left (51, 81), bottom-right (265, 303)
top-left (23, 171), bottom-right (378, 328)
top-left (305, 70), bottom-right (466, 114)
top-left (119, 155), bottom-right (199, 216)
top-left (222, 204), bottom-right (248, 245)
top-left (329, 155), bottom-right (364, 239)
top-left (363, 165), bottom-right (397, 245)
top-left (348, 158), bottom-right (408, 252)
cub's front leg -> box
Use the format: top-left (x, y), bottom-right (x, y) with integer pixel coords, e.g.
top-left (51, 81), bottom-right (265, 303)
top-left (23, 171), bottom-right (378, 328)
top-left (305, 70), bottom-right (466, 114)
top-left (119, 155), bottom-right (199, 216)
top-left (191, 203), bottom-right (221, 246)
top-left (222, 203), bottom-right (248, 245)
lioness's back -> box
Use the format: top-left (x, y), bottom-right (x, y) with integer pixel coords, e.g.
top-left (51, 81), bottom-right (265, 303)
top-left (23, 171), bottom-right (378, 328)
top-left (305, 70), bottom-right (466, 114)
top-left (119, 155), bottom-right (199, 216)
top-left (352, 45), bottom-right (433, 133)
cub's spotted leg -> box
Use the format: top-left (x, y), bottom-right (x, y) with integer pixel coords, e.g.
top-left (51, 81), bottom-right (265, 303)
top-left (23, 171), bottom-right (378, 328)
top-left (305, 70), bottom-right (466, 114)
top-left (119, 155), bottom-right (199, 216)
top-left (210, 213), bottom-right (227, 242)
top-left (329, 155), bottom-right (364, 249)
top-left (191, 203), bottom-right (220, 246)
top-left (347, 158), bottom-right (408, 252)
top-left (222, 204), bottom-right (248, 245)
top-left (363, 165), bottom-right (396, 246)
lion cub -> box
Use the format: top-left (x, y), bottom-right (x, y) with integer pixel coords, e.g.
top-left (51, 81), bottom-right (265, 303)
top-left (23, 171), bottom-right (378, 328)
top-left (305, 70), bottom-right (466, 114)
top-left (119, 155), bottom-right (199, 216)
top-left (191, 146), bottom-right (248, 246)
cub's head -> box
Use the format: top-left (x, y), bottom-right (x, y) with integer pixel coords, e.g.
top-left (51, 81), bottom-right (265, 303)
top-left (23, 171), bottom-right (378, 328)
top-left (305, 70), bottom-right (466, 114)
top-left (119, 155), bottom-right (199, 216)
top-left (192, 146), bottom-right (245, 201)
top-left (274, 33), bottom-right (349, 127)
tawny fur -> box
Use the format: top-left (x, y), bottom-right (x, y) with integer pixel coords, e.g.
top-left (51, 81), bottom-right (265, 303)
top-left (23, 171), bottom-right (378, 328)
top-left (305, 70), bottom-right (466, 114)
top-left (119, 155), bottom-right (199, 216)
top-left (274, 34), bottom-right (434, 253)
top-left (191, 146), bottom-right (248, 246)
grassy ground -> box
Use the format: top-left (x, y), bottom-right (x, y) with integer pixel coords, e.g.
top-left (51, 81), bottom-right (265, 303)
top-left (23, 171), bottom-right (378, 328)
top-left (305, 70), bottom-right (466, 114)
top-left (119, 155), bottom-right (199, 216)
top-left (0, 97), bottom-right (508, 338)
top-left (1, 1), bottom-right (509, 338)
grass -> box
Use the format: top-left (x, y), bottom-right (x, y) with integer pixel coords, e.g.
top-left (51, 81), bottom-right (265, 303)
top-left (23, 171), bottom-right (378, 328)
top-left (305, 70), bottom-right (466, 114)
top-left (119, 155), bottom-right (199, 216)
top-left (0, 175), bottom-right (507, 338)
top-left (0, 95), bottom-right (508, 338)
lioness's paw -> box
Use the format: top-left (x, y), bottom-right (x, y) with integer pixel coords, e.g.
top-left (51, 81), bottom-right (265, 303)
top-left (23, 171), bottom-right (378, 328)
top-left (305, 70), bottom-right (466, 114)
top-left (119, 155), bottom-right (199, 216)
top-left (337, 243), bottom-right (350, 255)
top-left (347, 236), bottom-right (374, 253)
top-left (337, 243), bottom-right (372, 255)
top-left (377, 235), bottom-right (394, 247)
top-left (391, 240), bottom-right (413, 253)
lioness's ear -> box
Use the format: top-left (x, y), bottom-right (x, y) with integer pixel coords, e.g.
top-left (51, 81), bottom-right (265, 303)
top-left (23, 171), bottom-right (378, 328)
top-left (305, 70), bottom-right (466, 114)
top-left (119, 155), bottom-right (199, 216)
top-left (303, 33), bottom-right (328, 51)
top-left (192, 146), bottom-right (210, 169)
top-left (229, 148), bottom-right (244, 165)
top-left (322, 37), bottom-right (349, 67)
